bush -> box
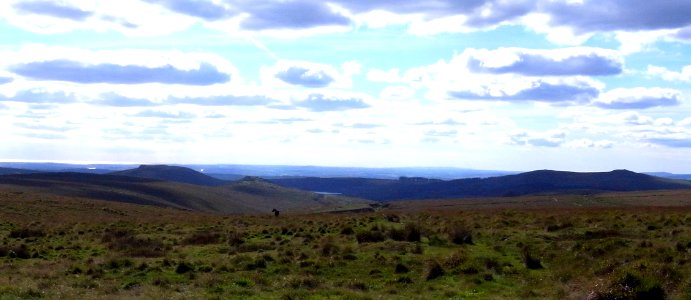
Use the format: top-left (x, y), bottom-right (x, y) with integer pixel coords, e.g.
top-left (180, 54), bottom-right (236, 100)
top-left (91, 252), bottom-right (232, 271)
top-left (356, 230), bottom-right (386, 243)
top-left (182, 231), bottom-right (221, 245)
top-left (523, 250), bottom-right (543, 270)
top-left (447, 224), bottom-right (473, 245)
top-left (404, 223), bottom-right (421, 242)
top-left (394, 263), bottom-right (409, 274)
top-left (340, 227), bottom-right (354, 235)
top-left (320, 238), bottom-right (340, 257)
top-left (425, 260), bottom-right (445, 280)
top-left (588, 273), bottom-right (666, 300)
top-left (101, 229), bottom-right (167, 257)
top-left (175, 262), bottom-right (194, 274)
top-left (9, 227), bottom-right (46, 239)
top-left (228, 230), bottom-right (245, 246)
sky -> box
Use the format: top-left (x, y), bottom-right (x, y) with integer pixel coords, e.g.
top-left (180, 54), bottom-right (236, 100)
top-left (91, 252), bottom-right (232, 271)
top-left (1, 0), bottom-right (691, 172)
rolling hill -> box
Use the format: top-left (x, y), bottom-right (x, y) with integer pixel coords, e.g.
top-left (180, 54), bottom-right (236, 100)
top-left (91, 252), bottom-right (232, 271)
top-left (270, 169), bottom-right (691, 201)
top-left (0, 171), bottom-right (372, 214)
top-left (110, 164), bottom-right (227, 186)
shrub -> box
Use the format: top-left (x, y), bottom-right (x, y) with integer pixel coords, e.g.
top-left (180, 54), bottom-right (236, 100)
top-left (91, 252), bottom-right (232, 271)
top-left (228, 230), bottom-right (245, 246)
top-left (447, 224), bottom-right (473, 245)
top-left (290, 277), bottom-right (320, 289)
top-left (523, 250), bottom-right (543, 270)
top-left (9, 227), bottom-right (46, 239)
top-left (588, 273), bottom-right (666, 300)
top-left (386, 214), bottom-right (401, 222)
top-left (445, 250), bottom-right (467, 269)
top-left (388, 227), bottom-right (406, 241)
top-left (394, 263), bottom-right (409, 274)
top-left (340, 226), bottom-right (354, 235)
top-left (175, 262), bottom-right (194, 274)
top-left (356, 230), bottom-right (386, 243)
top-left (182, 231), bottom-right (221, 245)
top-left (101, 229), bottom-right (167, 257)
top-left (320, 238), bottom-right (340, 257)
top-left (425, 260), bottom-right (445, 280)
top-left (404, 223), bottom-right (421, 242)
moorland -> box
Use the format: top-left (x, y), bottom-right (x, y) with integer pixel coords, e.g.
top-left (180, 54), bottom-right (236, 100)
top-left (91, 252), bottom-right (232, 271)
top-left (0, 165), bottom-right (689, 299)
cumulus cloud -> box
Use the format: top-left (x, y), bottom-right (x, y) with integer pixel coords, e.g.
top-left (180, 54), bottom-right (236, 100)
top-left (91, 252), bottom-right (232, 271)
top-left (14, 1), bottom-right (93, 20)
top-left (169, 95), bottom-right (276, 106)
top-left (1, 0), bottom-right (197, 36)
top-left (676, 26), bottom-right (691, 40)
top-left (144, 0), bottom-right (233, 21)
top-left (414, 119), bottom-right (465, 126)
top-left (0, 89), bottom-right (77, 104)
top-left (647, 138), bottom-right (691, 148)
top-left (10, 60), bottom-right (230, 85)
top-left (564, 139), bottom-right (614, 149)
top-left (96, 93), bottom-right (157, 107)
top-left (264, 60), bottom-right (358, 88)
top-left (0, 77), bottom-right (13, 84)
top-left (425, 129), bottom-right (458, 137)
top-left (509, 131), bottom-right (565, 147)
top-left (293, 94), bottom-right (370, 112)
top-left (451, 81), bottom-right (599, 103)
top-left (134, 109), bottom-right (195, 118)
top-left (647, 65), bottom-right (691, 81)
top-left (240, 1), bottom-right (351, 30)
top-left (275, 66), bottom-right (334, 88)
top-left (340, 123), bottom-right (382, 129)
top-left (466, 47), bottom-right (622, 76)
top-left (543, 0), bottom-right (691, 33)
top-left (594, 88), bottom-right (681, 109)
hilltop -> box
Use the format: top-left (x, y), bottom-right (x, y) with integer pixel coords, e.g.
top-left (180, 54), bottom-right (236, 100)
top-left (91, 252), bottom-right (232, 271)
top-left (110, 164), bottom-right (226, 186)
top-left (270, 169), bottom-right (691, 201)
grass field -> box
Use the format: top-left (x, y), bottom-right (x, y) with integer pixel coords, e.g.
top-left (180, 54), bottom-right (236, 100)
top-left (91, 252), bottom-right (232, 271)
top-left (0, 189), bottom-right (689, 299)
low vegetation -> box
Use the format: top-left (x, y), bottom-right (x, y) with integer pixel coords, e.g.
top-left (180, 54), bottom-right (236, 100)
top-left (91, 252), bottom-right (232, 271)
top-left (0, 191), bottom-right (689, 299)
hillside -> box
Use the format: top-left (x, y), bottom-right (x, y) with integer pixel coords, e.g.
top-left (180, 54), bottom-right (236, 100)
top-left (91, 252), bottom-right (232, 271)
top-left (270, 169), bottom-right (691, 201)
top-left (0, 172), bottom-right (371, 214)
top-left (0, 167), bottom-right (40, 175)
top-left (110, 164), bottom-right (227, 186)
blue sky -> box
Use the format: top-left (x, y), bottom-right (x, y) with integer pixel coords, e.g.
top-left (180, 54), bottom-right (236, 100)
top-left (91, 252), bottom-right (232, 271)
top-left (1, 0), bottom-right (691, 172)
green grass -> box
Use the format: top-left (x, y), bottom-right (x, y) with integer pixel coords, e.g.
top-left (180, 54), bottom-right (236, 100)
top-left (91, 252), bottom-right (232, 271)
top-left (0, 196), bottom-right (689, 299)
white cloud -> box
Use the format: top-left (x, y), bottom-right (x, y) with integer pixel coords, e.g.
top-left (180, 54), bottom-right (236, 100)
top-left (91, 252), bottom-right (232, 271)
top-left (0, 0), bottom-right (197, 36)
top-left (647, 65), bottom-right (691, 81)
top-left (261, 60), bottom-right (358, 89)
top-left (594, 88), bottom-right (681, 109)
top-left (466, 47), bottom-right (623, 76)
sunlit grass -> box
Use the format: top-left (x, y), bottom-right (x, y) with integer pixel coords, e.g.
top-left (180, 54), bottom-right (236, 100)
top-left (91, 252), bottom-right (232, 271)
top-left (0, 192), bottom-right (689, 299)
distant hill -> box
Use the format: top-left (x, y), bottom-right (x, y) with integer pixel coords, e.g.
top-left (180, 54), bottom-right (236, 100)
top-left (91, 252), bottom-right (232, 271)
top-left (0, 167), bottom-right (41, 175)
top-left (646, 172), bottom-right (691, 181)
top-left (0, 172), bottom-right (372, 214)
top-left (270, 169), bottom-right (691, 201)
top-left (110, 165), bottom-right (227, 186)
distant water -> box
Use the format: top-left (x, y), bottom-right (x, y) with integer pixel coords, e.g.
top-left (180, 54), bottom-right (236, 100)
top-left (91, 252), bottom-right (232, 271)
top-left (314, 192), bottom-right (342, 195)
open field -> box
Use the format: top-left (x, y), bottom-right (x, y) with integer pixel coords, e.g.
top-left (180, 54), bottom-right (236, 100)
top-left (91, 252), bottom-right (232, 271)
top-left (0, 189), bottom-right (689, 299)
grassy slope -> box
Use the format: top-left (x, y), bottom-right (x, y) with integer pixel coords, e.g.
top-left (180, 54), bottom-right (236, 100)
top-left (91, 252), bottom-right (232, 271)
top-left (0, 173), bottom-right (372, 214)
top-left (0, 189), bottom-right (688, 299)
